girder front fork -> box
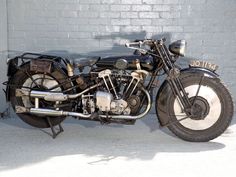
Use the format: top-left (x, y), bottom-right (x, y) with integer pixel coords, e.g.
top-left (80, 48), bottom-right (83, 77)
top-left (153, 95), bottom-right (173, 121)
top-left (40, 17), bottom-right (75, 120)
top-left (168, 77), bottom-right (192, 116)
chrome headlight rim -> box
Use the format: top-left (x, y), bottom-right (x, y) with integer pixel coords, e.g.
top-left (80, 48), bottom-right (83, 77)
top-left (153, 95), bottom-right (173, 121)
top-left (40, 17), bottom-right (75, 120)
top-left (179, 40), bottom-right (187, 57)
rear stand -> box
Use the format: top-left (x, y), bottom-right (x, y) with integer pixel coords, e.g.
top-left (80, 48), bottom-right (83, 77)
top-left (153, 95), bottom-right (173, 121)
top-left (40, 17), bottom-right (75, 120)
top-left (46, 117), bottom-right (64, 139)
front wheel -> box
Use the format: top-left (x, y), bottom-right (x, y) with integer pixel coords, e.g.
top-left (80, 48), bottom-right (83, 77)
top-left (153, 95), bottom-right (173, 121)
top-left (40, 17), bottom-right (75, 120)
top-left (161, 74), bottom-right (234, 142)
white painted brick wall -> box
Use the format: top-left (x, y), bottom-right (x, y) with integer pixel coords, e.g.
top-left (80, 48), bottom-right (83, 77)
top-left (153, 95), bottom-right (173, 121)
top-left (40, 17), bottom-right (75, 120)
top-left (2, 0), bottom-right (236, 111)
top-left (0, 0), bottom-right (8, 111)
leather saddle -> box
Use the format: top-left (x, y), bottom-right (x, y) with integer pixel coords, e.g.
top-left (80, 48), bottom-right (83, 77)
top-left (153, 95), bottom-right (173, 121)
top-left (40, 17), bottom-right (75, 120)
top-left (73, 57), bottom-right (100, 68)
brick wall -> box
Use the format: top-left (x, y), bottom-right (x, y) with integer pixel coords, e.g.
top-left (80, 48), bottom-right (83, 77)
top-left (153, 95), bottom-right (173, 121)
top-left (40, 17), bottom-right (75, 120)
top-left (0, 0), bottom-right (8, 111)
top-left (3, 0), bottom-right (236, 111)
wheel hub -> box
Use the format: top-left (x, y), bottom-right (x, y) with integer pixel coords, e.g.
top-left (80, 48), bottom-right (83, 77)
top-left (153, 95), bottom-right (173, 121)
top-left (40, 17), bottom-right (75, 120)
top-left (189, 96), bottom-right (210, 120)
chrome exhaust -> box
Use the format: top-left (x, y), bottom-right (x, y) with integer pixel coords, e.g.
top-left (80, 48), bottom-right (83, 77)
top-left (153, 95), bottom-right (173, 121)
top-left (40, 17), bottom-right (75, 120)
top-left (16, 88), bottom-right (152, 120)
top-left (15, 83), bottom-right (101, 102)
top-left (30, 108), bottom-right (91, 118)
top-left (15, 106), bottom-right (91, 118)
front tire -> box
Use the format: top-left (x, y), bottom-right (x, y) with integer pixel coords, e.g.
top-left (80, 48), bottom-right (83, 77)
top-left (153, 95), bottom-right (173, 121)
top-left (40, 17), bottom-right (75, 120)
top-left (160, 74), bottom-right (234, 142)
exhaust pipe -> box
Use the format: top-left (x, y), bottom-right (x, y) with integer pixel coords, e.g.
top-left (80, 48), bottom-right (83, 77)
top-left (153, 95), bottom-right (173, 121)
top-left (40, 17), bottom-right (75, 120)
top-left (15, 83), bottom-right (101, 102)
top-left (16, 106), bottom-right (91, 118)
top-left (15, 87), bottom-right (151, 120)
top-left (15, 88), bottom-right (152, 120)
top-left (30, 108), bottom-right (91, 118)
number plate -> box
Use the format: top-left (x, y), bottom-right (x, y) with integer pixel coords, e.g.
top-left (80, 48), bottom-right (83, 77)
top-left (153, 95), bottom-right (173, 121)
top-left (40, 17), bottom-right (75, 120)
top-left (30, 59), bottom-right (52, 73)
top-left (189, 60), bottom-right (218, 71)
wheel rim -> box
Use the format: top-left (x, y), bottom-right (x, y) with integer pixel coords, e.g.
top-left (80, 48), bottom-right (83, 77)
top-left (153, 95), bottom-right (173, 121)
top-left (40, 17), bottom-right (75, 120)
top-left (21, 74), bottom-right (61, 107)
top-left (173, 84), bottom-right (222, 130)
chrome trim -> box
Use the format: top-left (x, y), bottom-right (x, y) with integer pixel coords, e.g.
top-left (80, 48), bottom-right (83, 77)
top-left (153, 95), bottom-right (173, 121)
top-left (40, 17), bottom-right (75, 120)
top-left (179, 40), bottom-right (186, 56)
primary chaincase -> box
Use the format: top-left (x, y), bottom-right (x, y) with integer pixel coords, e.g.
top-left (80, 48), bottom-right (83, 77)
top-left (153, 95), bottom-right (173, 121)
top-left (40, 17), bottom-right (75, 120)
top-left (126, 95), bottom-right (141, 115)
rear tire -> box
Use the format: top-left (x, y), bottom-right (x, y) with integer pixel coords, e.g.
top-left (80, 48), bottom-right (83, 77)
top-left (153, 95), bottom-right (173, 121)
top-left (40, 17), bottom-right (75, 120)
top-left (160, 74), bottom-right (234, 142)
top-left (10, 63), bottom-right (72, 128)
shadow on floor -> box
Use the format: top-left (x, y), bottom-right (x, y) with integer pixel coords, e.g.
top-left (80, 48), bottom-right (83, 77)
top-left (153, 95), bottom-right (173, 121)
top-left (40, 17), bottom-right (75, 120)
top-left (0, 116), bottom-right (227, 171)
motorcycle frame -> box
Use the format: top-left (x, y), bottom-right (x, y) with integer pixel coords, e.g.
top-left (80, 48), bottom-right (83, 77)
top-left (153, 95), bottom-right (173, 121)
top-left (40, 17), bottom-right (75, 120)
top-left (5, 40), bottom-right (206, 119)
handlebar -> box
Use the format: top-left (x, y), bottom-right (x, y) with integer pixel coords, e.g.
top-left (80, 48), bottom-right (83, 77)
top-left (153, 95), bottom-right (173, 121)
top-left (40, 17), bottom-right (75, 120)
top-left (125, 38), bottom-right (166, 48)
top-left (125, 40), bottom-right (150, 54)
top-left (125, 41), bottom-right (143, 48)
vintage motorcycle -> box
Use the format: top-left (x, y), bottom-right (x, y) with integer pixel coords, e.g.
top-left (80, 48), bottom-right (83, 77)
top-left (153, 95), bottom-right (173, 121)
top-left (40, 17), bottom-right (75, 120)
top-left (5, 38), bottom-right (234, 141)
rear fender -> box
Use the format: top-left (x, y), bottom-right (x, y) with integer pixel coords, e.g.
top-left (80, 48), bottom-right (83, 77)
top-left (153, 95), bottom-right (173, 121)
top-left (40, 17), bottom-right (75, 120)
top-left (156, 67), bottom-right (219, 126)
top-left (5, 53), bottom-right (70, 101)
top-left (7, 53), bottom-right (70, 77)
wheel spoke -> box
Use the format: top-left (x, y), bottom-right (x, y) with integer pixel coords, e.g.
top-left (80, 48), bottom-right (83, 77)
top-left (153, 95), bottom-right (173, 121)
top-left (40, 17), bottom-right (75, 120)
top-left (41, 73), bottom-right (46, 86)
top-left (165, 115), bottom-right (189, 127)
top-left (170, 114), bottom-right (187, 117)
top-left (192, 76), bottom-right (204, 106)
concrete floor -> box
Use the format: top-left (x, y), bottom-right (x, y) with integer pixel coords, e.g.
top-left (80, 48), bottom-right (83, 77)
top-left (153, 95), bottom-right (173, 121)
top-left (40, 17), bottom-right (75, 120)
top-left (0, 113), bottom-right (236, 177)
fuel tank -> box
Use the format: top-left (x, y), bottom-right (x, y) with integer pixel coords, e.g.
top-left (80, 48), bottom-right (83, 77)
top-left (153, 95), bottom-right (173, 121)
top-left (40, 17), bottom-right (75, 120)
top-left (96, 54), bottom-right (154, 71)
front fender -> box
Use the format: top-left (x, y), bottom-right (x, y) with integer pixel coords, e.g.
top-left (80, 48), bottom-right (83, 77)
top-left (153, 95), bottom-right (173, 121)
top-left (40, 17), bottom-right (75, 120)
top-left (156, 67), bottom-right (219, 126)
top-left (181, 67), bottom-right (219, 79)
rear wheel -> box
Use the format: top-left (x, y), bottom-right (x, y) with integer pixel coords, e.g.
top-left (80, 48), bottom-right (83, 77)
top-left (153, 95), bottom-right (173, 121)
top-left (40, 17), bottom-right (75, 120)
top-left (162, 74), bottom-right (234, 142)
top-left (10, 63), bottom-right (72, 128)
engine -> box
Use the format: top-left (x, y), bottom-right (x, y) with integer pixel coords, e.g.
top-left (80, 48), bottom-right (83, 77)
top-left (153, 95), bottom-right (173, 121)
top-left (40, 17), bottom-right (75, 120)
top-left (82, 91), bottom-right (131, 115)
top-left (96, 91), bottom-right (131, 115)
top-left (81, 68), bottom-right (148, 116)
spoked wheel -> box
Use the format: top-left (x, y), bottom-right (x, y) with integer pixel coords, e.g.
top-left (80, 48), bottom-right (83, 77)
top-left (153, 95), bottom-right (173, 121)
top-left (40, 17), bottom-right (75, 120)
top-left (10, 63), bottom-right (72, 128)
top-left (165, 74), bottom-right (234, 142)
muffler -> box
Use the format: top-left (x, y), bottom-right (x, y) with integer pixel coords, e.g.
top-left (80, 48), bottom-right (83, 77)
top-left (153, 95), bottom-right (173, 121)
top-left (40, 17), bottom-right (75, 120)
top-left (31, 91), bottom-right (68, 101)
top-left (16, 89), bottom-right (68, 101)
top-left (15, 83), bottom-right (101, 102)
